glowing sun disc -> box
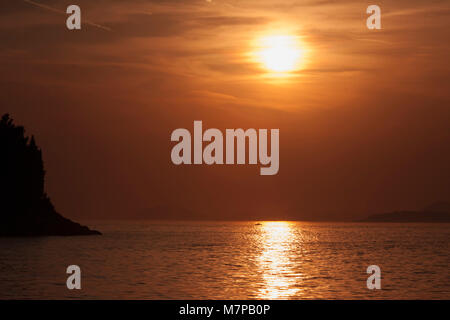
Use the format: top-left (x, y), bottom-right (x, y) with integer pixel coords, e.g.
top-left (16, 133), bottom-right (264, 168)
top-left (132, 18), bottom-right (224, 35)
top-left (255, 35), bottom-right (304, 73)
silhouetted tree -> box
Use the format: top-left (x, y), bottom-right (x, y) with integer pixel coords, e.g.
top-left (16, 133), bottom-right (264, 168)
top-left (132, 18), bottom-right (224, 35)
top-left (0, 114), bottom-right (44, 217)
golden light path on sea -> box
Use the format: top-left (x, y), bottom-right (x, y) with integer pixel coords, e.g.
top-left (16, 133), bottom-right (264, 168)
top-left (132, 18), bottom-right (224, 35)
top-left (257, 221), bottom-right (302, 299)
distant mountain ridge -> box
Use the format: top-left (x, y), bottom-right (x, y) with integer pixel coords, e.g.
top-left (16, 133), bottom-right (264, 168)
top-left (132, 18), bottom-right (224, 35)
top-left (422, 201), bottom-right (450, 213)
top-left (135, 205), bottom-right (208, 220)
top-left (361, 201), bottom-right (450, 223)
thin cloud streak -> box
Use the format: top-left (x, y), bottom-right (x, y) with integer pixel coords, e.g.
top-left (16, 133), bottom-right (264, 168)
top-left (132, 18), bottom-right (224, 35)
top-left (23, 0), bottom-right (112, 31)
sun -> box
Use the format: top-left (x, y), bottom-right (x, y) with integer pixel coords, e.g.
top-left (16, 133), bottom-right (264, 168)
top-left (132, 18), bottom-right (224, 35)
top-left (254, 35), bottom-right (304, 74)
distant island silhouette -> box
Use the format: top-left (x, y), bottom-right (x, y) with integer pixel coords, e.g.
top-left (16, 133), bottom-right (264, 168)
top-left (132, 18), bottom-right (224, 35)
top-left (0, 114), bottom-right (100, 236)
top-left (361, 202), bottom-right (450, 223)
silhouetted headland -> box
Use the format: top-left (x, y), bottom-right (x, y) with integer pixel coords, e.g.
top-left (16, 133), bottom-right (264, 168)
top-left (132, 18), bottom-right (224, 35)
top-left (0, 114), bottom-right (100, 236)
top-left (361, 202), bottom-right (450, 223)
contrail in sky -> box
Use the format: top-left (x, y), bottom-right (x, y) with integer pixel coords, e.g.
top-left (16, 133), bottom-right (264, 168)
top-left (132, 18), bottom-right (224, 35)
top-left (23, 0), bottom-right (112, 31)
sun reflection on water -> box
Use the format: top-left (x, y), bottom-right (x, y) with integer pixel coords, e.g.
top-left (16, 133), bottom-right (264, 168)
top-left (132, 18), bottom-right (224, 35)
top-left (257, 221), bottom-right (302, 299)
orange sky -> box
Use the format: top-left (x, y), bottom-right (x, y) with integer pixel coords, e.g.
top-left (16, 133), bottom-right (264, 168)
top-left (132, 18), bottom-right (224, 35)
top-left (1, 0), bottom-right (449, 220)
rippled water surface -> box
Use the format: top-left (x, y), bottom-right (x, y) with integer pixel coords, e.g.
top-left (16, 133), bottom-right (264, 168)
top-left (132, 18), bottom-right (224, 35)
top-left (0, 221), bottom-right (449, 299)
